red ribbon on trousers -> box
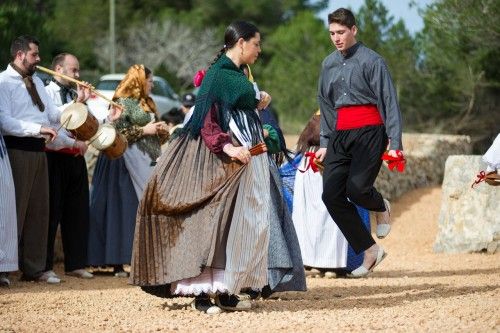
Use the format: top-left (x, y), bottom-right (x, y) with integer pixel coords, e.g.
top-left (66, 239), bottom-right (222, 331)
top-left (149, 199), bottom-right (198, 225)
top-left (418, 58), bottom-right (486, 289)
top-left (471, 171), bottom-right (486, 188)
top-left (298, 151), bottom-right (322, 173)
top-left (381, 150), bottom-right (406, 172)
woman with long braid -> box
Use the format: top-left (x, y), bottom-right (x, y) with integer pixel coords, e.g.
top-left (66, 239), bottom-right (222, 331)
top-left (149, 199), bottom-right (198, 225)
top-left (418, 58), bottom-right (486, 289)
top-left (130, 21), bottom-right (273, 313)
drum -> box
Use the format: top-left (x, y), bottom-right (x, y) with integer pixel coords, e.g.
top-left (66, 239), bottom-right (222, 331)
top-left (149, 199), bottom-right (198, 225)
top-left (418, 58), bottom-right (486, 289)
top-left (90, 124), bottom-right (128, 160)
top-left (60, 102), bottom-right (99, 141)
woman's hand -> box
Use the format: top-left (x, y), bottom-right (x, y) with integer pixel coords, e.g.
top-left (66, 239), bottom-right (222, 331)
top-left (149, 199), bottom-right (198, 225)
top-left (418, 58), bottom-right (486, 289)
top-left (223, 143), bottom-right (251, 164)
top-left (257, 91), bottom-right (272, 110)
top-left (142, 121), bottom-right (167, 135)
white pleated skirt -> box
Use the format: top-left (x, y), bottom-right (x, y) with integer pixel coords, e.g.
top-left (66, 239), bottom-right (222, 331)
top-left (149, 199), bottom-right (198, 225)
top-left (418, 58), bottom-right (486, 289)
top-left (292, 154), bottom-right (347, 268)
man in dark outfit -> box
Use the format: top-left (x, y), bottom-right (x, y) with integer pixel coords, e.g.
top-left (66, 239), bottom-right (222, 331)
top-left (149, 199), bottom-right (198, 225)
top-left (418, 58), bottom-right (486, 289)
top-left (316, 8), bottom-right (403, 277)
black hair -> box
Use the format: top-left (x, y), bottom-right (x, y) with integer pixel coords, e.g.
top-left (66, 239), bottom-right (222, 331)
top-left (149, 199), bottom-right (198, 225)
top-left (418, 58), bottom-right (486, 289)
top-left (161, 107), bottom-right (185, 125)
top-left (10, 35), bottom-right (39, 60)
top-left (144, 66), bottom-right (151, 77)
top-left (210, 21), bottom-right (260, 66)
top-left (328, 8), bottom-right (356, 28)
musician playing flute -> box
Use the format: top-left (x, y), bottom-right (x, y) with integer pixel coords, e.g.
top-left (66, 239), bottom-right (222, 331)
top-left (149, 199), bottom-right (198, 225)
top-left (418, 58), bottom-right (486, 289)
top-left (43, 53), bottom-right (94, 281)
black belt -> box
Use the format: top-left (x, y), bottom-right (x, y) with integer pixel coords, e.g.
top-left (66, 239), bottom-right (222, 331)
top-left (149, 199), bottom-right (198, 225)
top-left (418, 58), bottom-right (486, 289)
top-left (3, 136), bottom-right (45, 152)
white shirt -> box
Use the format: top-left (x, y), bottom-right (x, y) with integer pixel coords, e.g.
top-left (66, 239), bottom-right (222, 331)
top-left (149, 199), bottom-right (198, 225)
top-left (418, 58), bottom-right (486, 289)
top-left (0, 64), bottom-right (60, 138)
top-left (45, 80), bottom-right (76, 111)
top-left (44, 80), bottom-right (77, 150)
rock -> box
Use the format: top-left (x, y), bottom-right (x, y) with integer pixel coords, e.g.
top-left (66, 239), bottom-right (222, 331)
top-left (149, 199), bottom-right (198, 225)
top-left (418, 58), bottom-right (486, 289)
top-left (434, 155), bottom-right (500, 253)
top-left (375, 133), bottom-right (472, 200)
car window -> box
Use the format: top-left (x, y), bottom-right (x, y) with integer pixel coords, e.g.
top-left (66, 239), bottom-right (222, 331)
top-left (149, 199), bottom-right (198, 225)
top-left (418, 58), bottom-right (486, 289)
top-left (162, 81), bottom-right (178, 100)
top-left (96, 80), bottom-right (121, 90)
top-left (152, 79), bottom-right (178, 100)
top-left (152, 80), bottom-right (167, 97)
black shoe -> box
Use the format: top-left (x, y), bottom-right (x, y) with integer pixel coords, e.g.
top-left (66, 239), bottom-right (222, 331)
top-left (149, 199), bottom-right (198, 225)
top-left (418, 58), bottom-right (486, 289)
top-left (215, 293), bottom-right (252, 311)
top-left (191, 294), bottom-right (222, 314)
top-left (260, 285), bottom-right (273, 299)
top-left (0, 272), bottom-right (10, 287)
top-left (113, 265), bottom-right (128, 278)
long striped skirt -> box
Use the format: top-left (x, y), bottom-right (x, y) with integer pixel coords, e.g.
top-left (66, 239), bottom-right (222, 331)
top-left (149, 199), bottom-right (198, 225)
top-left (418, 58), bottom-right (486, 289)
top-left (130, 134), bottom-right (270, 296)
top-left (0, 136), bottom-right (18, 272)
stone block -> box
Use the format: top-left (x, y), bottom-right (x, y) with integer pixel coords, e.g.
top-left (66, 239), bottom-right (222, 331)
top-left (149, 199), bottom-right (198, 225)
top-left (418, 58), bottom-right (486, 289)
top-left (434, 155), bottom-right (500, 253)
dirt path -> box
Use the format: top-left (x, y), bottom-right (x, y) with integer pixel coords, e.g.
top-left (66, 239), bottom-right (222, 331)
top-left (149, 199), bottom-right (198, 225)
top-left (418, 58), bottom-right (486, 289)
top-left (1, 186), bottom-right (499, 332)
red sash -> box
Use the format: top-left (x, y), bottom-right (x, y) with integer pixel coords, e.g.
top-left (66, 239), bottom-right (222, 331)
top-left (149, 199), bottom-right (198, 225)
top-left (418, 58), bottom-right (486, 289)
top-left (336, 104), bottom-right (383, 130)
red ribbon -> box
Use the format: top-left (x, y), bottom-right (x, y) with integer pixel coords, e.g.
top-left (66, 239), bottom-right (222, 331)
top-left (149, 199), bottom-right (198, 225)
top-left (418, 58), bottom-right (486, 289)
top-left (298, 152), bottom-right (321, 173)
top-left (471, 171), bottom-right (486, 188)
top-left (381, 150), bottom-right (406, 172)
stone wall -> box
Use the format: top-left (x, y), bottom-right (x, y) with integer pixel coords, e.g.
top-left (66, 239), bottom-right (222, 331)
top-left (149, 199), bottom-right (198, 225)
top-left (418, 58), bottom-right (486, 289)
top-left (434, 155), bottom-right (500, 253)
top-left (375, 133), bottom-right (472, 200)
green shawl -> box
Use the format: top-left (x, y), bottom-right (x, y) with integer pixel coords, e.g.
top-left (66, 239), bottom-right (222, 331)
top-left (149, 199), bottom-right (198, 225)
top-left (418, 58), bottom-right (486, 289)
top-left (187, 54), bottom-right (259, 138)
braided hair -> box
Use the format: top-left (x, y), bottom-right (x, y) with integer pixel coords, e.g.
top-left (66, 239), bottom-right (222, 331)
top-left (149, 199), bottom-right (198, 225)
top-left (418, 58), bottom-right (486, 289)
top-left (209, 21), bottom-right (259, 68)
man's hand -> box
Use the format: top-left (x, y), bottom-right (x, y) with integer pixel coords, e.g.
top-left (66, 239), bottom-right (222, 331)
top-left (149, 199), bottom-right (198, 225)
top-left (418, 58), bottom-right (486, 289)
top-left (73, 140), bottom-right (88, 156)
top-left (315, 147), bottom-right (327, 162)
top-left (386, 149), bottom-right (400, 158)
top-left (41, 126), bottom-right (57, 142)
top-left (107, 104), bottom-right (123, 122)
top-left (76, 81), bottom-right (92, 103)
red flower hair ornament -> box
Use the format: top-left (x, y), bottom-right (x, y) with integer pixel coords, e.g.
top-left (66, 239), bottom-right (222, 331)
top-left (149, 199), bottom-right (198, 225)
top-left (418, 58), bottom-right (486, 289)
top-left (193, 69), bottom-right (206, 87)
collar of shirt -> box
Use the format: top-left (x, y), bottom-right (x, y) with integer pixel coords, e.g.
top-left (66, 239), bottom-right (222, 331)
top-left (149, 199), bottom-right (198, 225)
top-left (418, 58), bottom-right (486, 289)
top-left (341, 41), bottom-right (362, 59)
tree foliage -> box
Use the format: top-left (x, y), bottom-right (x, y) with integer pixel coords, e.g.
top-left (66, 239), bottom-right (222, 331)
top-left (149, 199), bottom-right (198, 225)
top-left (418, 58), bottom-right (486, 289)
top-left (94, 20), bottom-right (219, 88)
top-left (0, 0), bottom-right (58, 67)
top-left (256, 11), bottom-right (331, 132)
top-left (412, 0), bottom-right (500, 149)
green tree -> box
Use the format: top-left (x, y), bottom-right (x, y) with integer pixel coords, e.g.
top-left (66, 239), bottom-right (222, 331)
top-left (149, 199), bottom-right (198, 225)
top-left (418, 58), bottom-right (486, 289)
top-left (415, 0), bottom-right (499, 150)
top-left (256, 10), bottom-right (331, 133)
top-left (0, 0), bottom-right (58, 68)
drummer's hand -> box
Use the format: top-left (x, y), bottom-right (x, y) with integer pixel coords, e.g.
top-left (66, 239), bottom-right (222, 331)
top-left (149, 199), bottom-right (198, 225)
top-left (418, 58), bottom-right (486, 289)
top-left (257, 91), bottom-right (272, 110)
top-left (223, 143), bottom-right (251, 164)
top-left (40, 126), bottom-right (57, 142)
top-left (73, 140), bottom-right (88, 156)
top-left (76, 81), bottom-right (92, 103)
top-left (108, 105), bottom-right (123, 122)
top-left (315, 147), bottom-right (327, 162)
top-left (263, 128), bottom-right (269, 138)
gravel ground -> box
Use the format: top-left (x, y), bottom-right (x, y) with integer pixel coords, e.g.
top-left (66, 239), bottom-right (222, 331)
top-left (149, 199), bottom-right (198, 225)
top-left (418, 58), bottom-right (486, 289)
top-left (1, 186), bottom-right (499, 332)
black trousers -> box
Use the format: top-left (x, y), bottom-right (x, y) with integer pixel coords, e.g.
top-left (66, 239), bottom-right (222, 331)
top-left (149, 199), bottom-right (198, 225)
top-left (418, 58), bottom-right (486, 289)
top-left (45, 152), bottom-right (90, 272)
top-left (322, 125), bottom-right (388, 254)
